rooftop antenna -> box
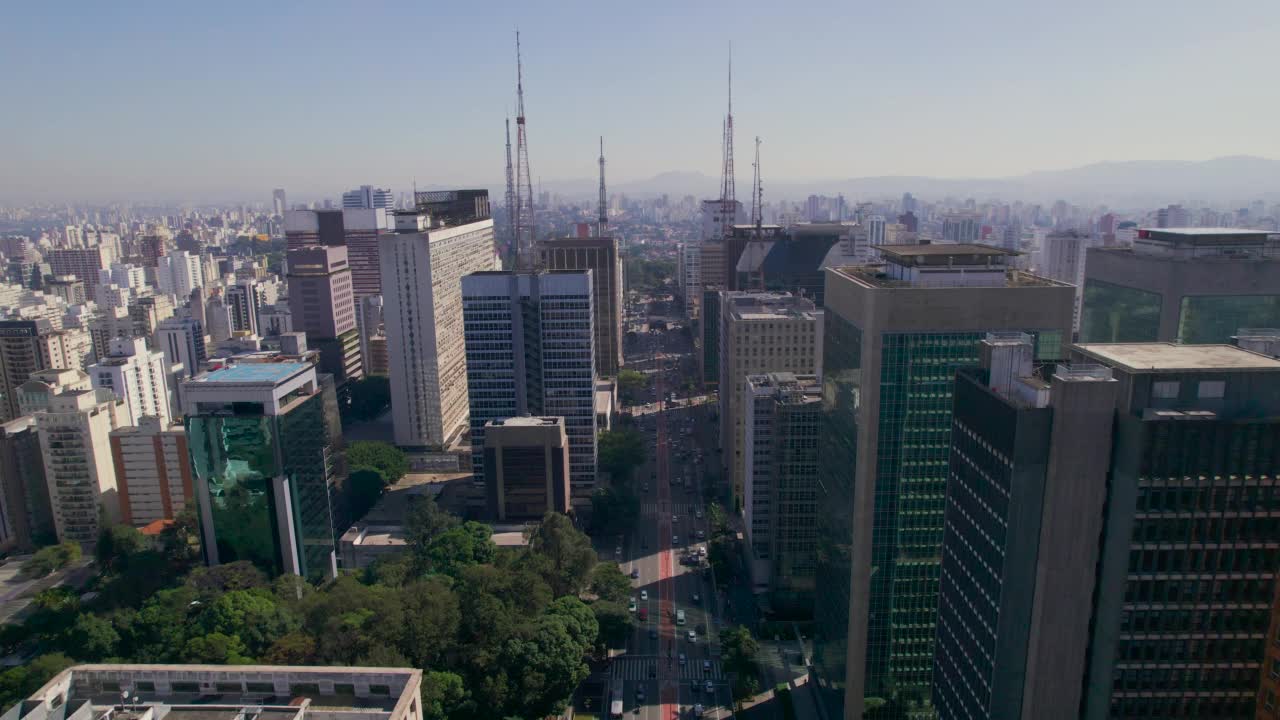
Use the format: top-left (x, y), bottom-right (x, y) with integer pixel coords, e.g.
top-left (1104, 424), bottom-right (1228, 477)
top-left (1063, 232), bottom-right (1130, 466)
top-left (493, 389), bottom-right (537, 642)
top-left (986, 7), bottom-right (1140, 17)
top-left (719, 43), bottom-right (736, 241)
top-left (504, 118), bottom-right (516, 268)
top-left (750, 136), bottom-right (765, 290)
top-left (514, 30), bottom-right (535, 268)
top-left (597, 136), bottom-right (608, 237)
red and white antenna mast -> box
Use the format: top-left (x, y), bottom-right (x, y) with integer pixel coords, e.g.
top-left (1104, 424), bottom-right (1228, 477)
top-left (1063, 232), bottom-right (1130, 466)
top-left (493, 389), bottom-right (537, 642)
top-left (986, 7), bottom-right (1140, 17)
top-left (514, 31), bottom-right (535, 269)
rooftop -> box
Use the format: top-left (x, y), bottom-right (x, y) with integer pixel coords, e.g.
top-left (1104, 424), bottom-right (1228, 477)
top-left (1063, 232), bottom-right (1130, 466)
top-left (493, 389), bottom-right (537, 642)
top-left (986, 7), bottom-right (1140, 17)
top-left (831, 265), bottom-right (1066, 289)
top-left (1073, 343), bottom-right (1280, 372)
top-left (1142, 227), bottom-right (1271, 238)
top-left (875, 243), bottom-right (1018, 264)
top-left (188, 363), bottom-right (311, 386)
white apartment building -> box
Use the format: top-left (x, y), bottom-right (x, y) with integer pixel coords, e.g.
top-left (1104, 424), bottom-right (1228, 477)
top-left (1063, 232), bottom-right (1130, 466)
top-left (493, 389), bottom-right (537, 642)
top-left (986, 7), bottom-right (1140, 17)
top-left (380, 211), bottom-right (497, 447)
top-left (155, 250), bottom-right (204, 299)
top-left (87, 336), bottom-right (172, 426)
top-left (36, 387), bottom-right (127, 543)
top-left (108, 416), bottom-right (192, 526)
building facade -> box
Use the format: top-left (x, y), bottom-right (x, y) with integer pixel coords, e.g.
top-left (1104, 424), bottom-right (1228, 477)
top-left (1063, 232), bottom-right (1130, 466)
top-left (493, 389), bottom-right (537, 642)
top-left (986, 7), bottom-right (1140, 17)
top-left (155, 316), bottom-right (208, 380)
top-left (286, 244), bottom-right (362, 384)
top-left (36, 388), bottom-right (127, 543)
top-left (0, 416), bottom-right (53, 550)
top-left (87, 336), bottom-right (172, 426)
top-left (285, 208), bottom-right (390, 300)
top-left (0, 320), bottom-right (93, 422)
top-left (535, 235), bottom-right (624, 377)
top-left (482, 416), bottom-right (572, 521)
top-left (109, 416), bottom-right (193, 527)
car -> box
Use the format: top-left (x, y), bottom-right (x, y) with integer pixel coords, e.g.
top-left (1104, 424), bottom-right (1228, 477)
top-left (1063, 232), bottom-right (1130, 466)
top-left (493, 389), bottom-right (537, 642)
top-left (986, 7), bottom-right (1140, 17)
top-left (629, 597), bottom-right (637, 612)
top-left (687, 630), bottom-right (696, 642)
top-left (696, 530), bottom-right (705, 539)
top-left (673, 535), bottom-right (679, 545)
top-left (614, 546), bottom-right (622, 557)
top-left (640, 590), bottom-right (648, 600)
top-left (636, 688), bottom-right (645, 701)
top-left (678, 652), bottom-right (686, 666)
top-left (631, 568), bottom-right (640, 579)
top-left (704, 680), bottom-right (714, 693)
top-left (649, 627), bottom-right (658, 639)
top-left (692, 592), bottom-right (700, 603)
top-left (672, 514), bottom-right (678, 522)
top-left (641, 483), bottom-right (649, 492)
top-left (693, 703), bottom-right (704, 717)
top-left (703, 660), bottom-right (712, 673)
top-left (696, 510), bottom-right (703, 519)
top-left (639, 608), bottom-right (648, 621)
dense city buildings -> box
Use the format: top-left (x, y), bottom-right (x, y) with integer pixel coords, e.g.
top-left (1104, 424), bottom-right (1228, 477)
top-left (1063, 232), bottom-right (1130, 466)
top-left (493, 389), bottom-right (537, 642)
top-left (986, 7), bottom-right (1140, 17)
top-left (462, 271), bottom-right (597, 508)
top-left (1081, 228), bottom-right (1280, 345)
top-left (108, 415), bottom-right (193, 527)
top-left (87, 336), bottom-right (173, 426)
top-left (0, 415), bottom-right (52, 550)
top-left (535, 235), bottom-right (624, 377)
top-left (343, 184), bottom-right (395, 209)
top-left (717, 291), bottom-right (821, 509)
top-left (154, 316), bottom-right (207, 380)
top-left (285, 208), bottom-right (390, 299)
top-left (0, 319), bottom-right (93, 422)
top-left (482, 415), bottom-right (572, 521)
top-left (380, 201), bottom-right (496, 448)
top-left (8, 664), bottom-right (424, 720)
top-left (35, 386), bottom-right (128, 543)
top-left (49, 246), bottom-right (111, 291)
top-left (286, 244), bottom-right (362, 384)
top-left (813, 244), bottom-right (1074, 719)
top-left (743, 372), bottom-right (821, 612)
top-left (183, 362), bottom-right (346, 579)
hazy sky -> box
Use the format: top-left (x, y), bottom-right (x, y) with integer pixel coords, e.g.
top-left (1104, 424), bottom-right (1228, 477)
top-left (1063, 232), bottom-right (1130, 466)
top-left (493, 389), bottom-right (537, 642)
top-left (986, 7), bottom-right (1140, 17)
top-left (3, 0), bottom-right (1279, 203)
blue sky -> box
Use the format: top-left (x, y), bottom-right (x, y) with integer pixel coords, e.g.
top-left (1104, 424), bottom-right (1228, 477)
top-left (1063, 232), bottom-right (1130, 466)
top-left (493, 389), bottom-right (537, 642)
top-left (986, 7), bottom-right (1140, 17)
top-left (3, 0), bottom-right (1279, 203)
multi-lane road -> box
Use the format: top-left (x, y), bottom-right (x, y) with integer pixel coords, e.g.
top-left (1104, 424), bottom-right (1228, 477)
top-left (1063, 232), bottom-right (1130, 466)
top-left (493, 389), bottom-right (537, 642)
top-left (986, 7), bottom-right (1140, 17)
top-left (611, 313), bottom-right (729, 719)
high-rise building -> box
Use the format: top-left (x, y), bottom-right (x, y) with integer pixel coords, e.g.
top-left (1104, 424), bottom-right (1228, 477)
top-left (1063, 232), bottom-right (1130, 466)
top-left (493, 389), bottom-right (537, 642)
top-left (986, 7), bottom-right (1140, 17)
top-left (46, 275), bottom-right (86, 306)
top-left (1040, 229), bottom-right (1093, 333)
top-left (535, 235), bottom-right (623, 377)
top-left (183, 362), bottom-right (346, 579)
top-left (11, 664), bottom-right (423, 720)
top-left (225, 280), bottom-right (262, 336)
top-left (0, 319), bottom-right (93, 422)
top-left (866, 215), bottom-right (886, 247)
top-left (342, 185), bottom-right (394, 210)
top-left (87, 336), bottom-right (172, 426)
top-left (679, 242), bottom-right (703, 320)
top-left (285, 208), bottom-right (390, 300)
top-left (482, 416), bottom-right (572, 521)
top-left (155, 316), bottom-right (208, 380)
top-left (109, 416), bottom-right (193, 527)
top-left (932, 334), bottom-right (1119, 720)
top-left (17, 368), bottom-right (92, 417)
top-left (743, 372), bottom-right (821, 612)
top-left (1080, 228), bottom-right (1280, 345)
top-left (380, 207), bottom-right (496, 448)
top-left (701, 199), bottom-right (745, 241)
top-left (462, 271), bottom-right (597, 506)
top-left (717, 292), bottom-right (822, 508)
top-left (286, 245), bottom-right (361, 384)
top-left (138, 232), bottom-right (168, 268)
top-left (272, 187), bottom-right (287, 216)
top-left (942, 213), bottom-right (982, 244)
top-left (49, 247), bottom-right (110, 292)
top-left (36, 386), bottom-right (127, 543)
top-left (155, 250), bottom-right (204, 299)
top-left (0, 416), bottom-right (53, 550)
top-left (128, 294), bottom-right (176, 347)
top-left (1155, 203), bottom-right (1191, 228)
top-left (813, 244), bottom-right (1074, 719)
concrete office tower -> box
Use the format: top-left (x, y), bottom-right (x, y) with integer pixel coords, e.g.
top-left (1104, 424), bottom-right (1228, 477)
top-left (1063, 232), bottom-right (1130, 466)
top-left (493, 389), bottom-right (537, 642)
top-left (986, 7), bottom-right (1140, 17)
top-left (87, 336), bottom-right (172, 426)
top-left (866, 215), bottom-right (886, 247)
top-left (48, 246), bottom-right (109, 291)
top-left (1039, 228), bottom-right (1093, 333)
top-left (138, 232), bottom-right (168, 267)
top-left (155, 316), bottom-right (208, 380)
top-left (99, 263), bottom-right (146, 293)
top-left (272, 187), bottom-right (287, 215)
top-left (12, 664), bottom-right (423, 720)
top-left (482, 416), bottom-right (571, 521)
top-left (35, 387), bottom-right (128, 544)
top-left (942, 212), bottom-right (982, 243)
top-left (679, 242), bottom-right (703, 320)
top-left (0, 416), bottom-right (53, 550)
top-left (109, 416), bottom-right (193, 526)
top-left (205, 294), bottom-right (233, 342)
top-left (380, 208), bottom-right (496, 448)
top-left (535, 235), bottom-right (624, 377)
top-left (701, 199), bottom-right (745, 241)
top-left (155, 250), bottom-right (204, 299)
top-left (1051, 342), bottom-right (1280, 720)
top-left (17, 368), bottom-right (91, 417)
top-left (129, 294), bottom-right (175, 346)
top-left (286, 245), bottom-right (362, 384)
top-left (717, 292), bottom-right (822, 509)
top-left (285, 208), bottom-right (390, 299)
top-left (743, 372), bottom-right (821, 613)
top-left (0, 319), bottom-right (93, 422)
top-left (932, 334), bottom-right (1119, 720)
top-left (812, 244), bottom-right (1074, 720)
top-left (1080, 228), bottom-right (1280, 345)
top-left (358, 295), bottom-right (384, 376)
top-left (343, 185), bottom-right (394, 209)
top-left (462, 271), bottom-right (597, 506)
top-left (183, 363), bottom-right (346, 579)
top-left (225, 280), bottom-right (262, 335)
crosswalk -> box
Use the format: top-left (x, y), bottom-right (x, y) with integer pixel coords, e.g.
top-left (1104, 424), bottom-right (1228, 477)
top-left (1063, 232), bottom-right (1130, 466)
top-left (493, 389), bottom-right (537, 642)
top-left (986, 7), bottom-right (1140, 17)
top-left (611, 655), bottom-right (725, 681)
top-left (642, 502), bottom-right (706, 515)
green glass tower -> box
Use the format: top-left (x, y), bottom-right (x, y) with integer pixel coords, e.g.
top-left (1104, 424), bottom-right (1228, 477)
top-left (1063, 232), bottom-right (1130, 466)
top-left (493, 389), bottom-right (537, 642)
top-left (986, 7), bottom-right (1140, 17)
top-left (813, 245), bottom-right (1075, 720)
top-left (183, 362), bottom-right (346, 580)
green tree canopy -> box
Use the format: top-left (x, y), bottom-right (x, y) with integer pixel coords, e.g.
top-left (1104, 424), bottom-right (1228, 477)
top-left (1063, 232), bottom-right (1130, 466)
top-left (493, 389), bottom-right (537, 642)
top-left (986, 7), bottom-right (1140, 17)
top-left (420, 671), bottom-right (467, 720)
top-left (597, 429), bottom-right (646, 481)
top-left (347, 441), bottom-right (410, 485)
top-left (425, 522), bottom-right (496, 578)
top-left (21, 542), bottom-right (81, 579)
top-left (95, 524), bottom-right (146, 573)
top-left (587, 562), bottom-right (632, 604)
top-left (617, 369), bottom-right (647, 404)
top-left (197, 589), bottom-right (298, 658)
top-left (525, 513), bottom-right (597, 598)
top-left (183, 632), bottom-right (251, 664)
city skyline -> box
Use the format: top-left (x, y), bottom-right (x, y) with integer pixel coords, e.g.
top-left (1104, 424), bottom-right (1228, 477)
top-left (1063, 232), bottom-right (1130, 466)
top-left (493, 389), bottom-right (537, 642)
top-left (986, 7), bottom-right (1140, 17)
top-left (4, 1), bottom-right (1280, 202)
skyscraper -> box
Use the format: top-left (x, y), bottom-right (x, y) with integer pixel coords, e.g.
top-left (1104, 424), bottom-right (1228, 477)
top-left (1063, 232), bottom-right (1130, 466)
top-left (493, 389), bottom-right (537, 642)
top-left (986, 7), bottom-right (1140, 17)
top-left (380, 204), bottom-right (496, 448)
top-left (535, 235), bottom-right (623, 377)
top-left (1080, 228), bottom-right (1280, 345)
top-left (35, 386), bottom-right (128, 543)
top-left (286, 245), bottom-right (362, 384)
top-left (155, 316), bottom-right (208, 380)
top-left (462, 271), bottom-right (597, 507)
top-left (342, 185), bottom-right (394, 209)
top-left (183, 362), bottom-right (346, 579)
top-left (87, 336), bottom-right (172, 426)
top-left (285, 208), bottom-right (391, 300)
top-left (49, 247), bottom-right (111, 292)
top-left (272, 188), bottom-right (287, 216)
top-left (813, 244), bottom-right (1074, 719)
top-left (942, 213), bottom-right (982, 244)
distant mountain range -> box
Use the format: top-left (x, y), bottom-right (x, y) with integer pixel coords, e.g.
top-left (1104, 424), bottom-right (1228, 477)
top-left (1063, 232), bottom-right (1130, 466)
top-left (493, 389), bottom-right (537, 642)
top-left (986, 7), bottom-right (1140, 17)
top-left (454, 156), bottom-right (1280, 206)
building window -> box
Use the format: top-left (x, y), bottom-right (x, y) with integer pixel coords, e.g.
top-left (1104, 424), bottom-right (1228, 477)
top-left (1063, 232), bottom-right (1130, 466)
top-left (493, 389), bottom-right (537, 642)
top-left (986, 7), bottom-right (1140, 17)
top-left (1153, 381), bottom-right (1180, 399)
top-left (1197, 380), bottom-right (1225, 399)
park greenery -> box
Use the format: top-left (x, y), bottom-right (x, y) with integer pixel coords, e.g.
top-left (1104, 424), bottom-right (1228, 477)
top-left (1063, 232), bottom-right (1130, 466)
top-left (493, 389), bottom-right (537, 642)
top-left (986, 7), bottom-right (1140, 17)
top-left (345, 441), bottom-right (410, 518)
top-left (592, 428), bottom-right (647, 535)
top-left (624, 257), bottom-right (675, 292)
top-left (0, 502), bottom-right (618, 720)
top-left (20, 542), bottom-right (82, 579)
top-left (616, 369), bottom-right (647, 406)
top-left (720, 625), bottom-right (762, 701)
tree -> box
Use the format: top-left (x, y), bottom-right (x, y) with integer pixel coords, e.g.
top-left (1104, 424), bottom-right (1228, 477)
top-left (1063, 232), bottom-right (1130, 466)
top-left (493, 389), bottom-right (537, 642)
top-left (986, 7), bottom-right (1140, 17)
top-left (396, 578), bottom-right (461, 668)
top-left (183, 632), bottom-right (251, 664)
top-left (525, 513), bottom-right (597, 597)
top-left (342, 376), bottom-right (392, 424)
top-left (420, 671), bottom-right (467, 720)
top-left (65, 613), bottom-right (119, 661)
top-left (590, 601), bottom-right (632, 653)
top-left (187, 560), bottom-right (269, 597)
top-left (262, 631), bottom-right (317, 665)
top-left (544, 597), bottom-right (598, 655)
top-left (597, 429), bottom-right (646, 481)
top-left (95, 525), bottom-right (146, 573)
top-left (197, 589), bottom-right (298, 658)
top-left (500, 615), bottom-right (591, 718)
top-left (720, 625), bottom-right (760, 688)
top-left (348, 467), bottom-right (388, 520)
top-left (21, 542), bottom-right (81, 579)
top-left (158, 503), bottom-right (201, 573)
top-left (424, 522), bottom-right (496, 578)
top-left (588, 562), bottom-right (632, 604)
top-left (0, 653), bottom-right (73, 714)
top-left (707, 501), bottom-right (729, 538)
top-left (405, 495), bottom-right (459, 556)
top-left (617, 369), bottom-right (647, 405)
top-left (347, 441), bottom-right (410, 485)
top-left (590, 486), bottom-right (640, 535)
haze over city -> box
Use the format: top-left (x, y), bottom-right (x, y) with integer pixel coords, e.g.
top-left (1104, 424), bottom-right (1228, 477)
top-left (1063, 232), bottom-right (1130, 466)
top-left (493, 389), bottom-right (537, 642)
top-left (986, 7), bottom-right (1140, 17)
top-left (4, 0), bottom-right (1280, 202)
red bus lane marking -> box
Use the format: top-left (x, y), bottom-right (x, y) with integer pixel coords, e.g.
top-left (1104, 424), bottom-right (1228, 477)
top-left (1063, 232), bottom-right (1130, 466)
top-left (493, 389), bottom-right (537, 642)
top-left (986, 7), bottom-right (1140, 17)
top-left (655, 360), bottom-right (679, 720)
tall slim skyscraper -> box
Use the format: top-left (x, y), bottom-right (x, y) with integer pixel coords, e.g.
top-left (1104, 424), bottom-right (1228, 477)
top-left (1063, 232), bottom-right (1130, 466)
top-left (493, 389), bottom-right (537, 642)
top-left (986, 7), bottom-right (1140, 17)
top-left (380, 205), bottom-right (496, 448)
top-left (342, 185), bottom-right (393, 210)
top-left (462, 271), bottom-right (596, 507)
top-left (1080, 228), bottom-right (1280, 345)
top-left (813, 244), bottom-right (1074, 719)
top-left (272, 188), bottom-right (287, 216)
top-left (535, 236), bottom-right (623, 377)
top-left (286, 245), bottom-right (362, 384)
top-left (183, 362), bottom-right (346, 579)
top-left (155, 316), bottom-right (207, 380)
top-left (87, 336), bottom-right (172, 426)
